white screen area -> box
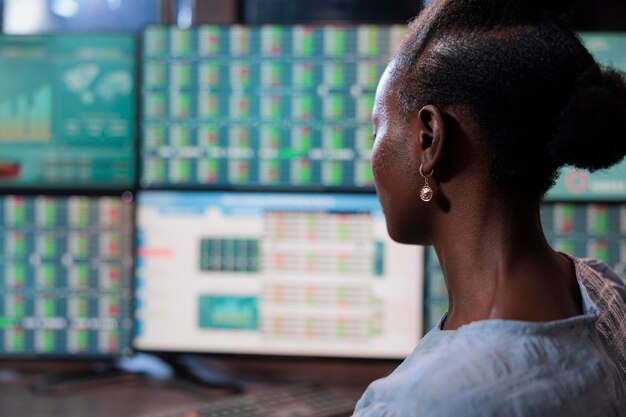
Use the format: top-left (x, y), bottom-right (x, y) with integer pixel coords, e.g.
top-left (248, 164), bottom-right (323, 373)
top-left (135, 192), bottom-right (423, 359)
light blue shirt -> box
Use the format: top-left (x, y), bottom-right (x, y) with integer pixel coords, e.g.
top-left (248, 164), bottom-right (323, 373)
top-left (353, 258), bottom-right (626, 417)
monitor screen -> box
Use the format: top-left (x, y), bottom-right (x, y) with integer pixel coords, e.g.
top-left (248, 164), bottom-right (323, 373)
top-left (0, 34), bottom-right (136, 190)
top-left (141, 25), bottom-right (406, 190)
top-left (135, 191), bottom-right (423, 359)
top-left (0, 195), bottom-right (134, 356)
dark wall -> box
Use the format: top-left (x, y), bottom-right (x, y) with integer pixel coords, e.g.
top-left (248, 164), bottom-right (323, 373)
top-left (243, 0), bottom-right (423, 24)
top-left (571, 0), bottom-right (626, 30)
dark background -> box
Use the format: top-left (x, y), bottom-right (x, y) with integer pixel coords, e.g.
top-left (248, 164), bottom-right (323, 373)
top-left (0, 0), bottom-right (624, 34)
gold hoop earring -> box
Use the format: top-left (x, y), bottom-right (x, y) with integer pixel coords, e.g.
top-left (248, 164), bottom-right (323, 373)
top-left (419, 164), bottom-right (434, 202)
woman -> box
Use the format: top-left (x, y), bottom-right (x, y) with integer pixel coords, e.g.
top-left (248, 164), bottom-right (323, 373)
top-left (354, 0), bottom-right (626, 416)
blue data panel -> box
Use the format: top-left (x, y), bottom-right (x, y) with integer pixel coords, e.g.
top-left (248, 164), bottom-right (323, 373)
top-left (3, 0), bottom-right (162, 34)
top-left (0, 195), bottom-right (134, 356)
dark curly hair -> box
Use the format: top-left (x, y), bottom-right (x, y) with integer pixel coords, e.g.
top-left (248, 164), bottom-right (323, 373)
top-left (389, 0), bottom-right (626, 198)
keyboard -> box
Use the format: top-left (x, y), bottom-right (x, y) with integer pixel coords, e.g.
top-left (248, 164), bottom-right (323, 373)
top-left (146, 385), bottom-right (356, 417)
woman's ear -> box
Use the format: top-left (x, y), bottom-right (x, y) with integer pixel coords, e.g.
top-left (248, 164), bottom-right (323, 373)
top-left (417, 104), bottom-right (446, 175)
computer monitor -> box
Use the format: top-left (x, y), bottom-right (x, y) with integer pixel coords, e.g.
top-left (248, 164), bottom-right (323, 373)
top-left (0, 194), bottom-right (134, 356)
top-left (0, 34), bottom-right (136, 190)
top-left (135, 191), bottom-right (423, 359)
top-left (141, 25), bottom-right (406, 190)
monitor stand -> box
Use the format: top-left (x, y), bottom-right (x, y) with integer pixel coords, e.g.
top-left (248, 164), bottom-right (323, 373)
top-left (154, 353), bottom-right (246, 392)
top-left (30, 353), bottom-right (245, 395)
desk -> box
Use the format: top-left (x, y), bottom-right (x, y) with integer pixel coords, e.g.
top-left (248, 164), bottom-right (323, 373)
top-left (0, 357), bottom-right (398, 417)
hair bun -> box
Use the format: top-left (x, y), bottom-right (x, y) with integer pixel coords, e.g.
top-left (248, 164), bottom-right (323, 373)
top-left (549, 67), bottom-right (626, 171)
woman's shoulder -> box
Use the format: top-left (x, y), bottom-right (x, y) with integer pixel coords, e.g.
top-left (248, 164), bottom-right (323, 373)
top-left (359, 329), bottom-right (625, 415)
top-left (355, 317), bottom-right (624, 417)
top-left (354, 258), bottom-right (626, 417)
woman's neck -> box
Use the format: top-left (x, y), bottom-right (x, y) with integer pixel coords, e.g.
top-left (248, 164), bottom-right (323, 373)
top-left (431, 198), bottom-right (582, 331)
